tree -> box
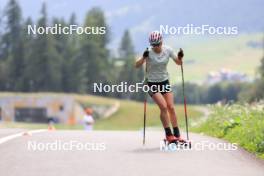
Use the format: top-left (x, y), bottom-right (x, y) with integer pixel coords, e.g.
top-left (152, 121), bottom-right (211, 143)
top-left (0, 7), bottom-right (3, 59)
top-left (117, 30), bottom-right (144, 100)
top-left (259, 38), bottom-right (264, 79)
top-left (22, 17), bottom-right (34, 91)
top-left (239, 40), bottom-right (264, 102)
top-left (52, 14), bottom-right (84, 92)
top-left (67, 13), bottom-right (87, 92)
top-left (207, 84), bottom-right (223, 103)
top-left (2, 0), bottom-right (27, 91)
top-left (52, 17), bottom-right (72, 92)
top-left (78, 7), bottom-right (110, 94)
top-left (0, 6), bottom-right (8, 90)
top-left (27, 3), bottom-right (61, 91)
top-left (256, 52), bottom-right (264, 99)
top-left (119, 30), bottom-right (134, 59)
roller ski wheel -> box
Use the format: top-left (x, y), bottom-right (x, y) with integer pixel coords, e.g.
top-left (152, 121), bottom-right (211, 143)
top-left (175, 137), bottom-right (191, 149)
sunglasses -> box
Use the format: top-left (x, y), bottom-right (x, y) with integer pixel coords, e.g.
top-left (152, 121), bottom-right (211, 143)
top-left (151, 43), bottom-right (161, 47)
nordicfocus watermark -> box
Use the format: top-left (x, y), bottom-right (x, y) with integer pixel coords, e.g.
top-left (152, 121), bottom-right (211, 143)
top-left (160, 24), bottom-right (238, 35)
top-left (93, 82), bottom-right (171, 93)
top-left (27, 24), bottom-right (106, 35)
top-left (27, 140), bottom-right (106, 151)
top-left (160, 140), bottom-right (238, 152)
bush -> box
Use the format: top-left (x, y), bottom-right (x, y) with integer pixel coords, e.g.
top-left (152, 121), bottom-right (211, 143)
top-left (194, 103), bottom-right (264, 159)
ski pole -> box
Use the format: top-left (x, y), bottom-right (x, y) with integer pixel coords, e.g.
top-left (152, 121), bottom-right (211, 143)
top-left (143, 47), bottom-right (149, 145)
top-left (143, 94), bottom-right (147, 145)
top-left (179, 49), bottom-right (189, 141)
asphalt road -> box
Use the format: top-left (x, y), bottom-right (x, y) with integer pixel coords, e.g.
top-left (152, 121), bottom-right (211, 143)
top-left (0, 130), bottom-right (263, 176)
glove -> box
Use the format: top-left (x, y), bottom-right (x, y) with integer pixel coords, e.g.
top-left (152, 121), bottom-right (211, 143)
top-left (177, 48), bottom-right (184, 59)
top-left (143, 48), bottom-right (149, 58)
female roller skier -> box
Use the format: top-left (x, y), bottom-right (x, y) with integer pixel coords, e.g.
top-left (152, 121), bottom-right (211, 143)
top-left (135, 31), bottom-right (186, 144)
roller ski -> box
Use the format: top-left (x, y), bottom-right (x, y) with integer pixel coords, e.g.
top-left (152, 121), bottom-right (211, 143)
top-left (163, 135), bottom-right (191, 149)
top-left (175, 136), bottom-right (191, 148)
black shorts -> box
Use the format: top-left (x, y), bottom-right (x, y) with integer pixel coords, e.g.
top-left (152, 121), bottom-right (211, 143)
top-left (147, 79), bottom-right (172, 97)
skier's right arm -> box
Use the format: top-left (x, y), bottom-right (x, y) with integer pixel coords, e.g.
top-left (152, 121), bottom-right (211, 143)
top-left (135, 57), bottom-right (146, 68)
top-left (135, 48), bottom-right (149, 68)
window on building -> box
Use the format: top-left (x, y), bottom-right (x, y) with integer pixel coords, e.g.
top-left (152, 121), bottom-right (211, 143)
top-left (15, 108), bottom-right (47, 123)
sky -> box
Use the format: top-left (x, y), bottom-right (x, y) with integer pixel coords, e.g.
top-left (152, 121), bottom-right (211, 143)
top-left (0, 0), bottom-right (263, 53)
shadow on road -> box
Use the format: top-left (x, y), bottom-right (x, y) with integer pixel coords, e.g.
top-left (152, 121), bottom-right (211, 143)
top-left (130, 147), bottom-right (161, 153)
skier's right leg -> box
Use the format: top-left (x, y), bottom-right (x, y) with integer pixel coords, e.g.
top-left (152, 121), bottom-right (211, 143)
top-left (152, 92), bottom-right (169, 128)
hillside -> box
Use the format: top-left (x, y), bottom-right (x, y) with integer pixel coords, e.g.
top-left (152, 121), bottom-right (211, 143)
top-left (167, 33), bottom-right (263, 84)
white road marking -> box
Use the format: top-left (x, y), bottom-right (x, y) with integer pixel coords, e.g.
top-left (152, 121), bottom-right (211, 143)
top-left (0, 129), bottom-right (47, 145)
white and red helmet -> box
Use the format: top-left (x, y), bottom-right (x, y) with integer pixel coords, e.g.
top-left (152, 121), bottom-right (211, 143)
top-left (149, 31), bottom-right (163, 45)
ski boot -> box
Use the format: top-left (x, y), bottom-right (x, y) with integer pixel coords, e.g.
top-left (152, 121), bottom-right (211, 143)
top-left (163, 135), bottom-right (177, 145)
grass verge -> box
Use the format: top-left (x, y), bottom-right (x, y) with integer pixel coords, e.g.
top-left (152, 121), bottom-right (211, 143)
top-left (192, 103), bottom-right (264, 159)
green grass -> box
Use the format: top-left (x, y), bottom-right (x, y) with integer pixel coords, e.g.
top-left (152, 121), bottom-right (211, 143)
top-left (94, 100), bottom-right (202, 130)
top-left (193, 103), bottom-right (264, 159)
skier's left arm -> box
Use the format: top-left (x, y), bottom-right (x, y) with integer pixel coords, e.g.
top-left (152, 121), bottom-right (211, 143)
top-left (169, 47), bottom-right (183, 65)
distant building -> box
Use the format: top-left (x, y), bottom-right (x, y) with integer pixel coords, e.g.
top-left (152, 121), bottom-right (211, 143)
top-left (0, 96), bottom-right (86, 124)
top-left (206, 68), bottom-right (250, 84)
